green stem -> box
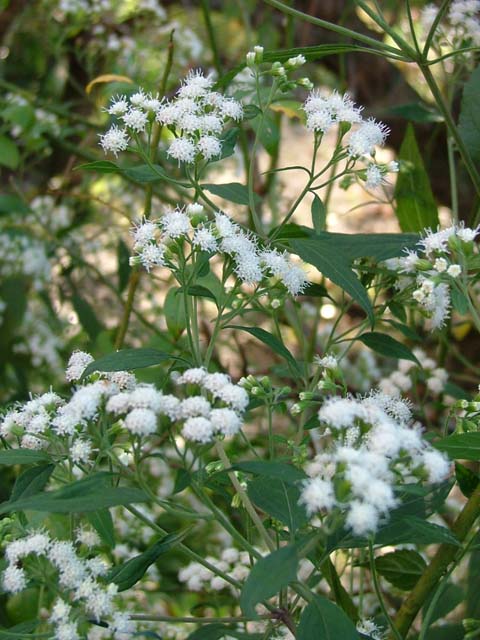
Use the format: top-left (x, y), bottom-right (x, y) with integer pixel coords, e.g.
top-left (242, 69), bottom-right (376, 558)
top-left (216, 440), bottom-right (276, 551)
top-left (200, 0), bottom-right (222, 75)
top-left (130, 614), bottom-right (271, 623)
top-left (391, 482), bottom-right (480, 638)
top-left (262, 0), bottom-right (403, 55)
top-left (369, 540), bottom-right (402, 640)
top-left (423, 0), bottom-right (452, 58)
top-left (419, 63), bottom-right (480, 203)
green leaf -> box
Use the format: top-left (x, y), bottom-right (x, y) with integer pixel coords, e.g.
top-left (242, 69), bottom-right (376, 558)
top-left (117, 239), bottom-right (131, 293)
top-left (71, 293), bottom-right (104, 341)
top-left (451, 287), bottom-right (469, 315)
top-left (401, 516), bottom-right (460, 547)
top-left (302, 282), bottom-right (330, 298)
top-left (251, 110), bottom-right (280, 156)
top-left (387, 102), bottom-right (443, 123)
top-left (0, 621), bottom-right (39, 638)
top-left (108, 530), bottom-right (189, 591)
top-left (76, 160), bottom-right (119, 173)
top-left (217, 127), bottom-right (240, 160)
top-left (87, 509), bottom-right (115, 548)
top-left (240, 545), bottom-right (299, 618)
top-left (375, 550), bottom-right (426, 590)
top-left (459, 64), bottom-right (480, 163)
top-left (0, 449), bottom-right (50, 465)
top-left (0, 136), bottom-right (20, 170)
top-left (9, 464), bottom-right (54, 502)
top-left (394, 124), bottom-right (439, 232)
top-left (202, 182), bottom-right (260, 206)
top-left (243, 105), bottom-right (262, 120)
top-left (455, 462), bottom-right (479, 498)
top-left (421, 624), bottom-right (465, 640)
top-left (435, 432), bottom-right (480, 460)
top-left (357, 332), bottom-right (419, 363)
top-left (82, 348), bottom-right (188, 378)
top-left (0, 474), bottom-right (148, 514)
top-left (423, 583), bottom-right (464, 626)
top-left (297, 594), bottom-right (360, 640)
top-left (178, 284), bottom-right (218, 306)
top-left (233, 461), bottom-right (306, 484)
top-left (290, 237), bottom-right (373, 324)
top-left (247, 476), bottom-right (308, 531)
top-left (164, 287), bottom-right (187, 339)
top-left (311, 194), bottom-right (326, 233)
top-left (228, 325), bottom-right (302, 376)
top-left (123, 164), bottom-right (166, 183)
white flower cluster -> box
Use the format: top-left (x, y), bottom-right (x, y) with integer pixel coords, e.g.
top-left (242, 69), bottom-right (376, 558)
top-left (3, 93), bottom-right (61, 139)
top-left (107, 366), bottom-right (248, 443)
top-left (178, 546), bottom-right (253, 593)
top-left (300, 392), bottom-right (450, 535)
top-left (2, 530), bottom-right (135, 640)
top-left (379, 348), bottom-right (448, 397)
top-left (99, 71), bottom-right (243, 163)
top-left (385, 224), bottom-right (479, 330)
top-left (131, 204), bottom-right (309, 295)
top-left (303, 90), bottom-right (390, 157)
top-left (157, 70), bottom-right (243, 163)
top-left (421, 0), bottom-right (480, 47)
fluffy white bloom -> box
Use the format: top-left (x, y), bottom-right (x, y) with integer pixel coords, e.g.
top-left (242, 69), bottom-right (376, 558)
top-left (300, 477), bottom-right (336, 515)
top-left (66, 351), bottom-right (94, 382)
top-left (176, 367), bottom-right (207, 385)
top-left (99, 125), bottom-right (129, 156)
top-left (124, 408), bottom-right (157, 436)
top-left (346, 500), bottom-right (379, 535)
top-left (193, 227), bottom-right (218, 252)
top-left (121, 108), bottom-right (148, 132)
top-left (182, 416), bottom-right (214, 443)
top-left (348, 119), bottom-right (389, 157)
top-left (75, 527), bottom-right (100, 548)
top-left (197, 135), bottom-right (222, 160)
top-left (138, 243), bottom-right (166, 271)
top-left (365, 164), bottom-right (384, 188)
top-left (210, 408), bottom-right (242, 436)
top-left (160, 208), bottom-right (191, 238)
top-left (422, 449), bottom-right (450, 482)
top-left (316, 355), bottom-right (338, 369)
top-left (447, 264), bottom-right (461, 277)
top-left (178, 70), bottom-right (214, 98)
top-left (167, 137), bottom-right (197, 163)
top-left (202, 372), bottom-right (231, 393)
top-left (179, 396), bottom-right (212, 419)
top-left (70, 439), bottom-right (92, 464)
top-left (131, 220), bottom-right (157, 248)
top-left (107, 96), bottom-right (129, 116)
top-left (50, 599), bottom-right (71, 623)
top-left (2, 565), bottom-right (27, 593)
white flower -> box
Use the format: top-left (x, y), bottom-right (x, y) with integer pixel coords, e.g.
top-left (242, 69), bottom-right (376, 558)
top-left (316, 355), bottom-right (338, 369)
top-left (178, 70), bottom-right (214, 99)
top-left (107, 96), bottom-right (129, 116)
top-left (176, 367), bottom-right (207, 385)
top-left (122, 108), bottom-right (149, 132)
top-left (193, 227), bottom-right (218, 252)
top-left (99, 125), bottom-right (129, 156)
top-left (422, 449), bottom-right (450, 482)
top-left (346, 500), bottom-right (379, 535)
top-left (447, 264), bottom-right (461, 277)
top-left (197, 135), bottom-right (222, 160)
top-left (50, 599), bottom-right (71, 623)
top-left (365, 164), bottom-right (384, 188)
top-left (131, 220), bottom-right (157, 248)
top-left (138, 243), bottom-right (166, 271)
top-left (75, 526), bottom-right (100, 548)
top-left (66, 351), bottom-right (94, 382)
top-left (167, 137), bottom-right (197, 163)
top-left (125, 408), bottom-right (157, 436)
top-left (55, 621), bottom-right (79, 640)
top-left (300, 478), bottom-right (336, 515)
top-left (179, 396), bottom-right (212, 419)
top-left (70, 439), bottom-right (92, 464)
top-left (160, 208), bottom-right (191, 239)
top-left (2, 565), bottom-right (27, 593)
top-left (210, 408), bottom-right (242, 437)
top-left (182, 416), bottom-right (214, 443)
top-left (348, 119), bottom-right (389, 157)
top-left (434, 257), bottom-right (448, 272)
